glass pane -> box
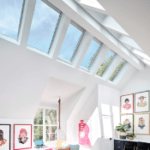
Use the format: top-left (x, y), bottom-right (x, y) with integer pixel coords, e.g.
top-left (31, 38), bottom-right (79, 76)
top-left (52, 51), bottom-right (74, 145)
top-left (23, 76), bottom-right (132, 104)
top-left (102, 116), bottom-right (112, 138)
top-left (46, 134), bottom-right (56, 141)
top-left (28, 0), bottom-right (60, 53)
top-left (58, 24), bottom-right (83, 61)
top-left (109, 59), bottom-right (126, 81)
top-left (45, 110), bottom-right (57, 125)
top-left (96, 51), bottom-right (115, 77)
top-left (46, 126), bottom-right (57, 133)
top-left (50, 134), bottom-right (56, 141)
top-left (101, 104), bottom-right (111, 116)
top-left (34, 126), bottom-right (43, 140)
top-left (0, 0), bottom-right (24, 40)
top-left (80, 40), bottom-right (101, 69)
top-left (34, 109), bottom-right (43, 125)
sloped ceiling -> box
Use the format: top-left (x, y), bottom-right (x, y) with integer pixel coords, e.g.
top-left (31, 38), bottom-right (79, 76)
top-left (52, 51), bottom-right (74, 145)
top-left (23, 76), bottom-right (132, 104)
top-left (98, 0), bottom-right (150, 56)
top-left (41, 77), bottom-right (84, 106)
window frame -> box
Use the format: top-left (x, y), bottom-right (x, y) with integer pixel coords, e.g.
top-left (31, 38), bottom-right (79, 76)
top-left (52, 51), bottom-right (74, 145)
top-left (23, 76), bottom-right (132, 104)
top-left (109, 59), bottom-right (127, 82)
top-left (27, 0), bottom-right (62, 54)
top-left (0, 0), bottom-right (25, 41)
top-left (57, 21), bottom-right (85, 64)
top-left (80, 38), bottom-right (102, 70)
top-left (101, 104), bottom-right (113, 139)
top-left (33, 108), bottom-right (58, 144)
top-left (97, 51), bottom-right (116, 77)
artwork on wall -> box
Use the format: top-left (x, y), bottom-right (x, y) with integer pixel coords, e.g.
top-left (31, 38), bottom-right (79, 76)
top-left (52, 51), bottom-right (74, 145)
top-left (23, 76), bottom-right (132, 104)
top-left (135, 91), bottom-right (150, 113)
top-left (121, 115), bottom-right (133, 133)
top-left (120, 94), bottom-right (134, 114)
top-left (13, 124), bottom-right (32, 150)
top-left (79, 120), bottom-right (91, 146)
top-left (134, 113), bottom-right (150, 135)
top-left (0, 124), bottom-right (11, 150)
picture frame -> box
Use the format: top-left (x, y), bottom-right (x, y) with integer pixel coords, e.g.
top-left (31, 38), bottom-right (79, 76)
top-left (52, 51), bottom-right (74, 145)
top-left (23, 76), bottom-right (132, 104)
top-left (120, 94), bottom-right (134, 114)
top-left (0, 124), bottom-right (11, 150)
top-left (121, 115), bottom-right (134, 133)
top-left (135, 91), bottom-right (150, 113)
top-left (134, 113), bottom-right (150, 135)
top-left (13, 124), bottom-right (32, 150)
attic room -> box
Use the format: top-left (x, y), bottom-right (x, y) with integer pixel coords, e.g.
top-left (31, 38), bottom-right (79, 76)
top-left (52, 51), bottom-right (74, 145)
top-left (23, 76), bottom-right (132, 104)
top-left (1, 0), bottom-right (150, 150)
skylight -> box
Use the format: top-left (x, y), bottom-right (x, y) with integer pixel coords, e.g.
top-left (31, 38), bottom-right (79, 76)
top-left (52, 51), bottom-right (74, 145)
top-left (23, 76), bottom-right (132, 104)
top-left (96, 50), bottom-right (116, 77)
top-left (0, 0), bottom-right (24, 40)
top-left (27, 0), bottom-right (61, 53)
top-left (58, 23), bottom-right (83, 62)
top-left (80, 0), bottom-right (105, 11)
top-left (109, 59), bottom-right (126, 82)
top-left (80, 40), bottom-right (101, 69)
top-left (133, 49), bottom-right (150, 61)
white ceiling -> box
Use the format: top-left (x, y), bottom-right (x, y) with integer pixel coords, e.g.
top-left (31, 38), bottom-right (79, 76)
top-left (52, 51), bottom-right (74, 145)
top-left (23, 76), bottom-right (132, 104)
top-left (0, 0), bottom-right (147, 119)
top-left (97, 0), bottom-right (150, 60)
top-left (41, 77), bottom-right (84, 106)
top-left (75, 0), bottom-right (150, 66)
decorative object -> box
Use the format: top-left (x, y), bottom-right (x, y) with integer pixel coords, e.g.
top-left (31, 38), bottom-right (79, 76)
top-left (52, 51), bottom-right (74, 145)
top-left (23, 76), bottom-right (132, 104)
top-left (121, 115), bottom-right (133, 133)
top-left (135, 91), bottom-right (150, 113)
top-left (13, 124), bottom-right (32, 150)
top-left (126, 133), bottom-right (136, 140)
top-left (0, 124), bottom-right (11, 150)
top-left (79, 120), bottom-right (91, 146)
top-left (115, 123), bottom-right (129, 139)
top-left (120, 94), bottom-right (134, 114)
top-left (55, 98), bottom-right (66, 142)
top-left (134, 113), bottom-right (150, 135)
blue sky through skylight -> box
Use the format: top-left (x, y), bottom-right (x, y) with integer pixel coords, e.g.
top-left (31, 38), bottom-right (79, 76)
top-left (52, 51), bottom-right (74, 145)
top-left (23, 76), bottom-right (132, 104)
top-left (58, 24), bottom-right (83, 62)
top-left (28, 0), bottom-right (60, 53)
top-left (80, 40), bottom-right (101, 69)
top-left (0, 0), bottom-right (24, 40)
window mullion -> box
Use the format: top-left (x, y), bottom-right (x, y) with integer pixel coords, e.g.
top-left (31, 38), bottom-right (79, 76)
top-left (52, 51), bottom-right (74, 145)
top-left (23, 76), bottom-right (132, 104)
top-left (43, 108), bottom-right (46, 142)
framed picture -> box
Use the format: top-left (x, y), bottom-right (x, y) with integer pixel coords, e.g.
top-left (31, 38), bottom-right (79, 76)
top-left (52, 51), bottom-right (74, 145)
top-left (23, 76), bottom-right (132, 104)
top-left (0, 124), bottom-right (11, 150)
top-left (120, 94), bottom-right (134, 114)
top-left (121, 115), bottom-right (133, 133)
top-left (135, 91), bottom-right (150, 113)
top-left (13, 124), bottom-right (32, 150)
top-left (134, 113), bottom-right (150, 135)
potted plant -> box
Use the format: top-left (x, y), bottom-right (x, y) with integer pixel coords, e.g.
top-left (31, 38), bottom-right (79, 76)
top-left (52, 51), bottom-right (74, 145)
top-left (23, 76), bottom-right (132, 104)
top-left (116, 123), bottom-right (129, 139)
top-left (126, 133), bottom-right (136, 140)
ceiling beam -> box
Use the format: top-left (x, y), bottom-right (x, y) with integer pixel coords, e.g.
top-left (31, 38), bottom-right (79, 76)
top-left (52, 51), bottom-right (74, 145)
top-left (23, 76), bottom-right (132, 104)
top-left (73, 31), bottom-right (93, 68)
top-left (119, 35), bottom-right (143, 52)
top-left (48, 0), bottom-right (144, 70)
top-left (49, 14), bottom-right (71, 60)
top-left (74, 0), bottom-right (107, 14)
top-left (91, 45), bottom-right (109, 75)
top-left (102, 16), bottom-right (129, 36)
top-left (19, 0), bottom-right (36, 48)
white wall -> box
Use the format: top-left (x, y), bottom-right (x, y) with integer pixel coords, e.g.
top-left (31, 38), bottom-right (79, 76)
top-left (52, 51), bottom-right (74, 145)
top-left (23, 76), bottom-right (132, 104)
top-left (0, 118), bottom-right (33, 150)
top-left (63, 84), bottom-right (120, 150)
top-left (121, 66), bottom-right (150, 142)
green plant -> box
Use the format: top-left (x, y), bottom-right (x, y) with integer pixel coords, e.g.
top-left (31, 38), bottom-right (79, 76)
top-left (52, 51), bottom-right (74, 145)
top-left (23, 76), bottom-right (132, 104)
top-left (126, 133), bottom-right (136, 139)
top-left (116, 123), bottom-right (129, 132)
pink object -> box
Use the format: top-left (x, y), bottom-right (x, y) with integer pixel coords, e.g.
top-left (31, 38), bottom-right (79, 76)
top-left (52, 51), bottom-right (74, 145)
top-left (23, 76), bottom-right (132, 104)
top-left (45, 149), bottom-right (53, 150)
top-left (123, 104), bottom-right (131, 110)
top-left (79, 120), bottom-right (91, 146)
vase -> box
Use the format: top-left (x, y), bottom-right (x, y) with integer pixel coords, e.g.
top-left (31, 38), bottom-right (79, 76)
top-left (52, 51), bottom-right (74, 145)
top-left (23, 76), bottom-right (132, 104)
top-left (129, 137), bottom-right (134, 140)
top-left (120, 132), bottom-right (127, 139)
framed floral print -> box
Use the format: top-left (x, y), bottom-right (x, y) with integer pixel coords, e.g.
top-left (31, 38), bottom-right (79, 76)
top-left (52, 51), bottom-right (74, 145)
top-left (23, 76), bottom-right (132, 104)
top-left (0, 124), bottom-right (11, 150)
top-left (120, 94), bottom-right (134, 114)
top-left (135, 91), bottom-right (150, 113)
top-left (134, 113), bottom-right (150, 135)
top-left (13, 124), bottom-right (32, 150)
top-left (121, 115), bottom-right (133, 133)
